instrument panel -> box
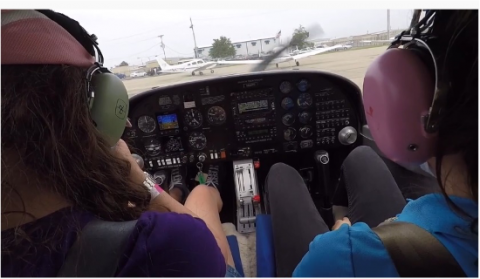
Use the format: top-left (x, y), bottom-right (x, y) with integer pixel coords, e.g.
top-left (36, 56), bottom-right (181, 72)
top-left (124, 71), bottom-right (364, 171)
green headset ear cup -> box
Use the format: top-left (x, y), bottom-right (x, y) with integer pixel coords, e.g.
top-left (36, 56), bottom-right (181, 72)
top-left (89, 73), bottom-right (129, 146)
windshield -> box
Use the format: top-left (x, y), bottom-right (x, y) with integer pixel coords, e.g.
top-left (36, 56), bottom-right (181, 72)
top-left (61, 9), bottom-right (414, 97)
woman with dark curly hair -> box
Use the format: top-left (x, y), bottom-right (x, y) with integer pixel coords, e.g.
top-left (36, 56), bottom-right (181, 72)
top-left (1, 9), bottom-right (239, 277)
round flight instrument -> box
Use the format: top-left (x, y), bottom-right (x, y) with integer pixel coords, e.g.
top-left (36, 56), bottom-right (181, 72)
top-left (158, 95), bottom-right (173, 108)
top-left (279, 81), bottom-right (292, 94)
top-left (282, 113), bottom-right (295, 126)
top-left (137, 115), bottom-right (156, 133)
top-left (281, 97), bottom-right (295, 110)
top-left (165, 137), bottom-right (182, 152)
top-left (298, 111), bottom-right (312, 124)
top-left (297, 93), bottom-right (313, 109)
top-left (300, 126), bottom-right (313, 139)
top-left (296, 79), bottom-right (310, 92)
top-left (207, 106), bottom-right (227, 125)
top-left (144, 138), bottom-right (161, 156)
top-left (188, 131), bottom-right (207, 150)
top-left (184, 108), bottom-right (203, 129)
top-left (284, 127), bottom-right (297, 141)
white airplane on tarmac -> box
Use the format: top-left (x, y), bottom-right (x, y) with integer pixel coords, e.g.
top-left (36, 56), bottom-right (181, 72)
top-left (155, 44), bottom-right (344, 76)
top-left (213, 44), bottom-right (344, 68)
top-left (156, 58), bottom-right (217, 75)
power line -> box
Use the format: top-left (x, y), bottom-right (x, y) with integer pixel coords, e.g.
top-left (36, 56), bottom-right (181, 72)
top-left (103, 35), bottom-right (162, 48)
top-left (108, 42), bottom-right (160, 60)
top-left (102, 20), bottom-right (186, 42)
top-left (134, 36), bottom-right (160, 43)
top-left (164, 44), bottom-right (193, 56)
top-left (194, 10), bottom-right (289, 21)
top-left (108, 41), bottom-right (192, 63)
top-left (103, 27), bottom-right (160, 42)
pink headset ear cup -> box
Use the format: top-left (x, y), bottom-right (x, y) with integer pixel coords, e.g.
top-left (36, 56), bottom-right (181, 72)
top-left (363, 48), bottom-right (437, 164)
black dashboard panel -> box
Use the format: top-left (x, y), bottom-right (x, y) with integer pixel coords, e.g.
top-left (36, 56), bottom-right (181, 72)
top-left (124, 71), bottom-right (365, 171)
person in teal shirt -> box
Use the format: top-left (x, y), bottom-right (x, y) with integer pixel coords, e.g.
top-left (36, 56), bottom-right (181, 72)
top-left (265, 10), bottom-right (477, 277)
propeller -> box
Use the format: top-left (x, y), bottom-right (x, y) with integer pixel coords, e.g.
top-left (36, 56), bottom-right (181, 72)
top-left (251, 23), bottom-right (326, 72)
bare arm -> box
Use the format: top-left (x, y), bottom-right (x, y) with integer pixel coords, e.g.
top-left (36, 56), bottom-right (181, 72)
top-left (112, 139), bottom-right (196, 215)
top-left (149, 191), bottom-right (198, 218)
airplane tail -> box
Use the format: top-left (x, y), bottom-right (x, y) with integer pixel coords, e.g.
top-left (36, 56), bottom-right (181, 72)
top-left (156, 57), bottom-right (171, 70)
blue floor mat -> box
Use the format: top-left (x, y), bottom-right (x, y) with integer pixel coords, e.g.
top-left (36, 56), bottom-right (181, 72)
top-left (227, 235), bottom-right (245, 277)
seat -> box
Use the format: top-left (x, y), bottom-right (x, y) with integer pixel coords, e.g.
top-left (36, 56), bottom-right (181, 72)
top-left (256, 214), bottom-right (275, 277)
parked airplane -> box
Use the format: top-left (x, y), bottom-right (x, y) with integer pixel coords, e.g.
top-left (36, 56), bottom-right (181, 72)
top-left (214, 44), bottom-right (345, 68)
top-left (270, 44), bottom-right (344, 67)
top-left (156, 58), bottom-right (217, 75)
top-left (155, 44), bottom-right (344, 75)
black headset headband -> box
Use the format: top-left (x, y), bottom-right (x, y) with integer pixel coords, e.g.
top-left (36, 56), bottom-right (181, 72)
top-left (36, 9), bottom-right (104, 64)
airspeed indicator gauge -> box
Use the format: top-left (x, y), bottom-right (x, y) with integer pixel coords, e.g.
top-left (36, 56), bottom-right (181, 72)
top-left (279, 81), bottom-right (292, 94)
top-left (184, 108), bottom-right (203, 129)
top-left (137, 116), bottom-right (156, 133)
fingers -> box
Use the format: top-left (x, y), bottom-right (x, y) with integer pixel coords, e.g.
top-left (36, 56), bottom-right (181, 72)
top-left (126, 118), bottom-right (132, 128)
top-left (332, 217), bottom-right (351, 231)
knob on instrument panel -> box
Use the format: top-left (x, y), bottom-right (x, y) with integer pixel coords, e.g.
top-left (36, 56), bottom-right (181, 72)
top-left (198, 153), bottom-right (207, 162)
top-left (131, 154), bottom-right (144, 169)
top-left (300, 126), bottom-right (313, 139)
top-left (338, 126), bottom-right (358, 145)
top-left (153, 170), bottom-right (167, 185)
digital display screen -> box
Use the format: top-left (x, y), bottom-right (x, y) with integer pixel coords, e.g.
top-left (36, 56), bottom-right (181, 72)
top-left (157, 114), bottom-right (179, 130)
top-left (247, 129), bottom-right (269, 136)
top-left (238, 100), bottom-right (269, 114)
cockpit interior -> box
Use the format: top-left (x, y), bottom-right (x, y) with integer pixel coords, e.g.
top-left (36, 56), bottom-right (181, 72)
top-left (123, 69), bottom-right (437, 276)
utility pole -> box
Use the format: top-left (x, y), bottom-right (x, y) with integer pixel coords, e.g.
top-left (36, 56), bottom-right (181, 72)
top-left (387, 9), bottom-right (391, 39)
top-left (189, 17), bottom-right (198, 58)
top-left (158, 35), bottom-right (166, 60)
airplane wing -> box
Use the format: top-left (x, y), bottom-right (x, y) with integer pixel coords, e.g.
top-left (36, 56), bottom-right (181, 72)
top-left (215, 58), bottom-right (298, 65)
top-left (291, 44), bottom-right (344, 60)
top-left (190, 45), bottom-right (344, 73)
top-left (190, 60), bottom-right (262, 74)
top-left (193, 62), bottom-right (218, 71)
top-left (360, 37), bottom-right (395, 43)
top-left (215, 60), bottom-right (262, 65)
top-left (191, 60), bottom-right (262, 72)
top-left (360, 39), bottom-right (391, 43)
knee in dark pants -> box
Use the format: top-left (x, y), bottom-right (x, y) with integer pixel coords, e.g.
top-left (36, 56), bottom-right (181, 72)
top-left (269, 162), bottom-right (295, 176)
top-left (344, 146), bottom-right (379, 168)
top-left (268, 163), bottom-right (303, 185)
top-left (266, 162), bottom-right (301, 193)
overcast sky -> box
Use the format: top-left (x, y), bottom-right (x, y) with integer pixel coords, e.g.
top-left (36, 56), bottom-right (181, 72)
top-left (59, 9), bottom-right (414, 68)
